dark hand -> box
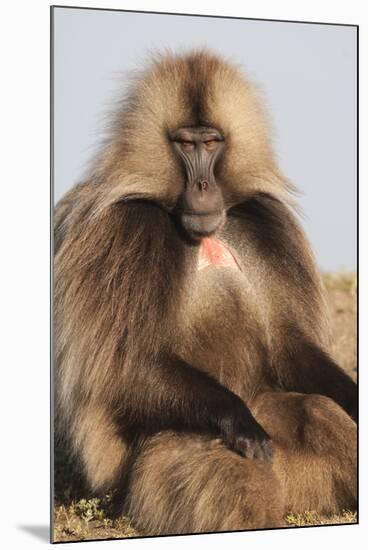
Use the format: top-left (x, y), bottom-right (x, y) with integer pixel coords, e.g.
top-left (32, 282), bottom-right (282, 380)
top-left (212, 393), bottom-right (273, 462)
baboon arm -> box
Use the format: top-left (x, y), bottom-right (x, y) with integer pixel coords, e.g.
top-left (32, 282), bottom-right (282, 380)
top-left (279, 340), bottom-right (357, 421)
top-left (120, 356), bottom-right (272, 460)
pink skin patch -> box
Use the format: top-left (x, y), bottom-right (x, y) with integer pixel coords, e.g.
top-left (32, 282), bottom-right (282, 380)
top-left (198, 237), bottom-right (241, 272)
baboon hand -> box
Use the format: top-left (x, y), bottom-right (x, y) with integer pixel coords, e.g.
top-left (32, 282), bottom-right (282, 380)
top-left (216, 395), bottom-right (273, 462)
top-left (230, 425), bottom-right (273, 462)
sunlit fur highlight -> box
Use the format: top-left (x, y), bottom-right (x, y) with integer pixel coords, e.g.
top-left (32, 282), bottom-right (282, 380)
top-left (55, 50), bottom-right (356, 535)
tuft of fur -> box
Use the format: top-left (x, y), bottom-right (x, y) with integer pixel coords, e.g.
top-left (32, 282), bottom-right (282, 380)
top-left (55, 50), bottom-right (356, 533)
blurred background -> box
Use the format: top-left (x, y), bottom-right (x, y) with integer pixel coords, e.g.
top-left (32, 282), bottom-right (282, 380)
top-left (53, 8), bottom-right (357, 272)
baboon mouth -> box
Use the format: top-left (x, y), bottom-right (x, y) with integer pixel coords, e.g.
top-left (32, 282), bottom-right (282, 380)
top-left (181, 211), bottom-right (225, 239)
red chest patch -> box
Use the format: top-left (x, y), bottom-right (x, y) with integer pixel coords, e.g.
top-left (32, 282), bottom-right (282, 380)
top-left (198, 237), bottom-right (241, 272)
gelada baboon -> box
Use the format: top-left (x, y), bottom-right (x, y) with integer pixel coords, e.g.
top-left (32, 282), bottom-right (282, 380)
top-left (54, 50), bottom-right (357, 535)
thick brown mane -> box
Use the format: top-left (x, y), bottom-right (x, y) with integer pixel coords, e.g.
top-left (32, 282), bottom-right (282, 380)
top-left (54, 50), bottom-right (356, 536)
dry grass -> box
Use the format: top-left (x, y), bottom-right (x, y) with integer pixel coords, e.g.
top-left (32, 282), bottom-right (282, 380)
top-left (53, 272), bottom-right (357, 542)
top-left (53, 500), bottom-right (137, 542)
top-left (286, 510), bottom-right (357, 527)
top-left (323, 272), bottom-right (357, 294)
top-left (322, 272), bottom-right (357, 381)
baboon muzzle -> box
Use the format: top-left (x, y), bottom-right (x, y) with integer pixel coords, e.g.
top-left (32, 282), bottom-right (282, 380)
top-left (171, 125), bottom-right (226, 238)
top-left (180, 175), bottom-right (225, 239)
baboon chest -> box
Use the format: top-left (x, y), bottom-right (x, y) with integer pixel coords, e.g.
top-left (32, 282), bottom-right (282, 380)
top-left (177, 242), bottom-right (265, 398)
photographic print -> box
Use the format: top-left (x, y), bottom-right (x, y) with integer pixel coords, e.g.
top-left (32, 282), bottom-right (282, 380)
top-left (52, 6), bottom-right (357, 543)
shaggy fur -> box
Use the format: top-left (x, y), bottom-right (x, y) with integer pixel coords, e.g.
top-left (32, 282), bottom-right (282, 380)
top-left (54, 50), bottom-right (357, 535)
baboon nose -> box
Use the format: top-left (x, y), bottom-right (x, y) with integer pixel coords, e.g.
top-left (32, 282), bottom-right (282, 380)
top-left (197, 179), bottom-right (209, 191)
top-left (181, 179), bottom-right (224, 217)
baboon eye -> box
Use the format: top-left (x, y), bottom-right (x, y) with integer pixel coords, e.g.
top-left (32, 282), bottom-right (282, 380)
top-left (204, 140), bottom-right (218, 150)
top-left (181, 141), bottom-right (195, 151)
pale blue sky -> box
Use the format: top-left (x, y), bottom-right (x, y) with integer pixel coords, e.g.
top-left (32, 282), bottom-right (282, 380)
top-left (53, 8), bottom-right (357, 271)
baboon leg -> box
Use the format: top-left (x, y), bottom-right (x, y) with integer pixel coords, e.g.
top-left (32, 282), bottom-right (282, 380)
top-left (123, 431), bottom-right (285, 535)
top-left (71, 405), bottom-right (129, 493)
top-left (250, 392), bottom-right (357, 515)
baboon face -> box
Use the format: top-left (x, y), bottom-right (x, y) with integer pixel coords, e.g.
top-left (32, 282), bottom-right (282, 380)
top-left (102, 53), bottom-right (282, 224)
top-left (170, 125), bottom-right (226, 240)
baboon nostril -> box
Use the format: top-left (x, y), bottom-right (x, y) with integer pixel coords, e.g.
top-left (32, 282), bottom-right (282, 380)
top-left (198, 179), bottom-right (209, 191)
